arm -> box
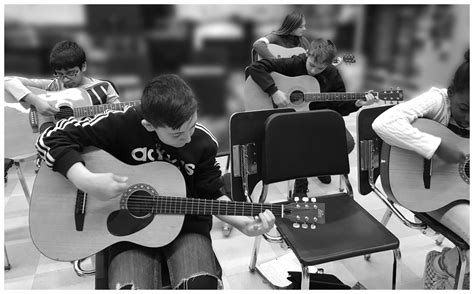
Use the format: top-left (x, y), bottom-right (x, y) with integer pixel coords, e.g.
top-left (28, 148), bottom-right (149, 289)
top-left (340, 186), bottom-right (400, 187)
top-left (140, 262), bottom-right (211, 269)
top-left (5, 76), bottom-right (59, 115)
top-left (245, 55), bottom-right (307, 107)
top-left (35, 111), bottom-right (128, 199)
top-left (372, 88), bottom-right (448, 160)
top-left (104, 81), bottom-right (120, 103)
top-left (215, 195), bottom-right (276, 237)
top-left (253, 35), bottom-right (278, 60)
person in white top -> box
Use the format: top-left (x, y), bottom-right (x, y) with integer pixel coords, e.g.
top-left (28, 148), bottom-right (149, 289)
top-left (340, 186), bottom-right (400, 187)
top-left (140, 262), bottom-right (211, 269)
top-left (373, 49), bottom-right (469, 289)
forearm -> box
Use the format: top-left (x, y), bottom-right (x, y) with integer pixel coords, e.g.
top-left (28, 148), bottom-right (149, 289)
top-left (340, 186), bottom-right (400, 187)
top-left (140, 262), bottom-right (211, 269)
top-left (253, 38), bottom-right (275, 60)
top-left (5, 76), bottom-right (51, 102)
top-left (372, 109), bottom-right (441, 159)
top-left (66, 162), bottom-right (93, 188)
top-left (246, 61), bottom-right (278, 96)
top-left (215, 195), bottom-right (253, 233)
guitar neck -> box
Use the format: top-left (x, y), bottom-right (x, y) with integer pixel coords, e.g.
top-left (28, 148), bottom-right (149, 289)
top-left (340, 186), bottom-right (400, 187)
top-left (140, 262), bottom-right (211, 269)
top-left (304, 92), bottom-right (372, 102)
top-left (152, 196), bottom-right (283, 217)
top-left (72, 101), bottom-right (141, 118)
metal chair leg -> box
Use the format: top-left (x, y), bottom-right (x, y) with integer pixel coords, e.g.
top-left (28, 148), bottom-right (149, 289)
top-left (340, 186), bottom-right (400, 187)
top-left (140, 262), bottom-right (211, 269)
top-left (301, 265), bottom-right (310, 289)
top-left (249, 235), bottom-right (262, 272)
top-left (392, 248), bottom-right (401, 289)
top-left (435, 235), bottom-right (445, 246)
top-left (453, 247), bottom-right (468, 289)
top-left (14, 160), bottom-right (31, 204)
top-left (4, 245), bottom-right (11, 270)
top-left (73, 257), bottom-right (96, 277)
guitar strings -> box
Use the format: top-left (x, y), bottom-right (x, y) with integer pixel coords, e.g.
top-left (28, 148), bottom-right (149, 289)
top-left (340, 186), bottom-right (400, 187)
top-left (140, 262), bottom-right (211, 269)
top-left (117, 194), bottom-right (289, 215)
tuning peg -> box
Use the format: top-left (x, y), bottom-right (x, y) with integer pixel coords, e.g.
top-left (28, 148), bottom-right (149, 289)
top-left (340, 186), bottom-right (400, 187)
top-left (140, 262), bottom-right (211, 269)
top-left (294, 196), bottom-right (300, 202)
top-left (302, 223), bottom-right (308, 229)
top-left (302, 197), bottom-right (309, 202)
top-left (310, 224), bottom-right (316, 229)
top-left (293, 223), bottom-right (301, 228)
top-left (311, 198), bottom-right (317, 203)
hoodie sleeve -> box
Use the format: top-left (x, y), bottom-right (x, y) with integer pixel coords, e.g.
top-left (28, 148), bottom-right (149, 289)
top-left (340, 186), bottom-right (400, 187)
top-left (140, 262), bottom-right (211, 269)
top-left (35, 110), bottom-right (122, 177)
top-left (245, 54), bottom-right (307, 97)
top-left (193, 125), bottom-right (224, 200)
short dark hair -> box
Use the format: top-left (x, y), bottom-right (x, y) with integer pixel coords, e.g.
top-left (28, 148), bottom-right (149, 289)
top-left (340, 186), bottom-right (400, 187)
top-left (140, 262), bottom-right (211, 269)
top-left (308, 38), bottom-right (337, 66)
top-left (49, 40), bottom-right (86, 70)
top-left (448, 49), bottom-right (469, 97)
top-left (274, 11), bottom-right (305, 36)
top-left (140, 74), bottom-right (198, 129)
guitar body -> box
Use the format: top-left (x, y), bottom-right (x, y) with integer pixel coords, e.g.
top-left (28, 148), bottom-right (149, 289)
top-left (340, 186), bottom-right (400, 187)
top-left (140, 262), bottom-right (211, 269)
top-left (244, 72), bottom-right (320, 112)
top-left (30, 149), bottom-right (186, 261)
top-left (35, 87), bottom-right (93, 133)
top-left (265, 44), bottom-right (306, 59)
top-left (380, 119), bottom-right (470, 212)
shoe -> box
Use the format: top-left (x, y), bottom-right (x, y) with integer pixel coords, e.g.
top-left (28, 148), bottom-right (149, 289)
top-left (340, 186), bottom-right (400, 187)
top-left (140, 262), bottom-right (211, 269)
top-left (424, 248), bottom-right (454, 289)
top-left (293, 178), bottom-right (308, 198)
top-left (317, 176), bottom-right (331, 184)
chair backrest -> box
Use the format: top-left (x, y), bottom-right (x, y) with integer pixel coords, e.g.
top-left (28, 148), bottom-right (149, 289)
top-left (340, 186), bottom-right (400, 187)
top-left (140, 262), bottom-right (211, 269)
top-left (229, 108), bottom-right (294, 202)
top-left (262, 110), bottom-right (349, 185)
top-left (356, 105), bottom-right (394, 195)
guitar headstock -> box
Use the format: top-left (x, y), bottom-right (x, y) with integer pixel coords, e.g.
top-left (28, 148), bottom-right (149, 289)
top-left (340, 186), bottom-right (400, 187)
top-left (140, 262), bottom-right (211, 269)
top-left (283, 198), bottom-right (326, 229)
top-left (377, 89), bottom-right (404, 103)
top-left (333, 54), bottom-right (356, 66)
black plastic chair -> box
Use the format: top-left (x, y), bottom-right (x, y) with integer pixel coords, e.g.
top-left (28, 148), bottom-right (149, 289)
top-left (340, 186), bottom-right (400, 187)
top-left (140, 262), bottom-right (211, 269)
top-left (356, 105), bottom-right (469, 289)
top-left (231, 109), bottom-right (400, 289)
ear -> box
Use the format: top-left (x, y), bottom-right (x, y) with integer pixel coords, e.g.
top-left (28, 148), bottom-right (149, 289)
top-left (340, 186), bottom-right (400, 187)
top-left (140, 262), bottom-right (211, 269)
top-left (141, 119), bottom-right (156, 132)
top-left (81, 62), bottom-right (87, 72)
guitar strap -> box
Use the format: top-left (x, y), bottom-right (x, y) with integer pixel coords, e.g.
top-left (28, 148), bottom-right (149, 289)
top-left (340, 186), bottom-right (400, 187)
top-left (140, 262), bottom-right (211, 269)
top-left (85, 82), bottom-right (110, 105)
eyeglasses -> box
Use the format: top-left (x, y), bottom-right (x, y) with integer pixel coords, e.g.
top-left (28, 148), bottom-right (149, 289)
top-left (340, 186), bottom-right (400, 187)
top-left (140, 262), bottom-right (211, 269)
top-left (53, 69), bottom-right (80, 79)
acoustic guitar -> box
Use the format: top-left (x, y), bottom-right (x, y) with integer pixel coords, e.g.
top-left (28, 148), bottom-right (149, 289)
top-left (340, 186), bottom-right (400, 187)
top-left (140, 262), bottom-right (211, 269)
top-left (380, 119), bottom-right (469, 212)
top-left (243, 72), bottom-right (404, 112)
top-left (29, 148), bottom-right (326, 261)
top-left (4, 85), bottom-right (139, 159)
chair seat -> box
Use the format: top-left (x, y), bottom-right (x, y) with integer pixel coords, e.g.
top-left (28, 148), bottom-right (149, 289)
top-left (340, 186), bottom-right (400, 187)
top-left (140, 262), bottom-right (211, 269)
top-left (275, 193), bottom-right (399, 266)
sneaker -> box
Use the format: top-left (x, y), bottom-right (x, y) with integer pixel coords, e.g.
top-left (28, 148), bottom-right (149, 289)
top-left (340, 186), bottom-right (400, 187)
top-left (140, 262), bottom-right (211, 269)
top-left (317, 176), bottom-right (331, 184)
top-left (293, 178), bottom-right (308, 198)
top-left (424, 250), bottom-right (453, 289)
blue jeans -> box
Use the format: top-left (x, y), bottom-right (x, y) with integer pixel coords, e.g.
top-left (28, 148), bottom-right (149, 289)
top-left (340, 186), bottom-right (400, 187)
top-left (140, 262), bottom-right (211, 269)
top-left (107, 233), bottom-right (222, 289)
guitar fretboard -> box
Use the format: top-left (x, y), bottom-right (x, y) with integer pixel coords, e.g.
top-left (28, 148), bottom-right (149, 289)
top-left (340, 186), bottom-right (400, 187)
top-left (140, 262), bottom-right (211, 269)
top-left (73, 101), bottom-right (141, 118)
top-left (305, 92), bottom-right (373, 102)
top-left (148, 196), bottom-right (284, 217)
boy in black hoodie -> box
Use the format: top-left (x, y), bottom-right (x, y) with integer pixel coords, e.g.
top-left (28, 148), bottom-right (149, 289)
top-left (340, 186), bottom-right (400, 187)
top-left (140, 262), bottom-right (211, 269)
top-left (36, 74), bottom-right (275, 289)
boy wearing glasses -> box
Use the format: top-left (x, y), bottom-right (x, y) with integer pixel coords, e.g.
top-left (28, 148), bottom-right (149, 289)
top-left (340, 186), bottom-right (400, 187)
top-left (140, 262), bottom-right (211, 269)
top-left (5, 40), bottom-right (120, 116)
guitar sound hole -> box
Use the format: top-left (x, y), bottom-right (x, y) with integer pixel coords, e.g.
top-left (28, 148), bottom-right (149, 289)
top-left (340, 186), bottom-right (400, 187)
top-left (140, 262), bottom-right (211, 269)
top-left (127, 190), bottom-right (154, 218)
top-left (289, 91), bottom-right (304, 105)
top-left (55, 106), bottom-right (74, 120)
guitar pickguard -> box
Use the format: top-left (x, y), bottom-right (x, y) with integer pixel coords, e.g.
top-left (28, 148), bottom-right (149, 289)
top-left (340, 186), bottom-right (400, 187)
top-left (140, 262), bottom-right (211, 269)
top-left (107, 209), bottom-right (154, 237)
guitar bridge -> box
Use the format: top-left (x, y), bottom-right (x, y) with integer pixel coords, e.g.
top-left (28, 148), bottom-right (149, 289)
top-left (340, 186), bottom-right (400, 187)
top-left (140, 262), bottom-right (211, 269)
top-left (75, 190), bottom-right (87, 231)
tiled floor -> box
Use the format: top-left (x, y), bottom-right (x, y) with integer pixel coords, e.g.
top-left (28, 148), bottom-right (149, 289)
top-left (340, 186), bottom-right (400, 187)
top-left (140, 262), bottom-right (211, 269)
top-left (3, 111), bottom-right (455, 290)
